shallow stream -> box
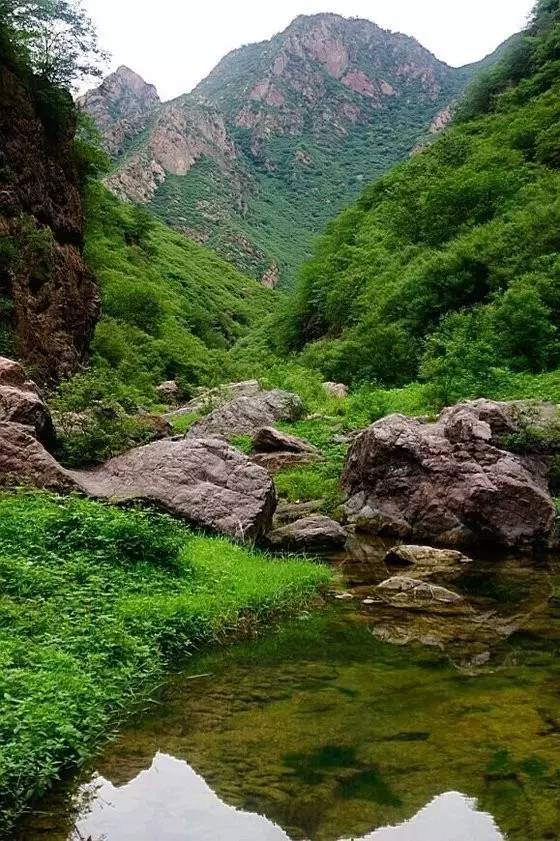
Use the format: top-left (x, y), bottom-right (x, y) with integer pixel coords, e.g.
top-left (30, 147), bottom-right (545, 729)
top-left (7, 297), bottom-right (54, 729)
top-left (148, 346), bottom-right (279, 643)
top-left (18, 539), bottom-right (560, 840)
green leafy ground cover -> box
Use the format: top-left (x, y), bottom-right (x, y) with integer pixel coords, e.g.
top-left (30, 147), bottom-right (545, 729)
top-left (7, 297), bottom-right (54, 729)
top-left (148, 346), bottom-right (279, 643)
top-left (0, 492), bottom-right (330, 834)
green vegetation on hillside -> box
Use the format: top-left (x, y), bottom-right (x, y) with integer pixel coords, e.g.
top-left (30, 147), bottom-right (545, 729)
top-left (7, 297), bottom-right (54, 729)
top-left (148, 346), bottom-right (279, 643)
top-left (280, 0), bottom-right (560, 404)
top-left (149, 100), bottom-right (464, 285)
top-left (49, 183), bottom-right (275, 464)
top-left (0, 491), bottom-right (329, 833)
top-left (84, 183), bottom-right (273, 392)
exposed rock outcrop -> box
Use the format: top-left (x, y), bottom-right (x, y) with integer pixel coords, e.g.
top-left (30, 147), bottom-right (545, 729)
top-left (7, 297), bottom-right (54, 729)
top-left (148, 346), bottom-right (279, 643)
top-left (267, 515), bottom-right (347, 550)
top-left (0, 356), bottom-right (55, 447)
top-left (342, 400), bottom-right (556, 548)
top-left (0, 61), bottom-right (99, 382)
top-left (156, 380), bottom-right (180, 403)
top-left (187, 390), bottom-right (304, 439)
top-left (77, 65), bottom-right (160, 156)
top-left (0, 422), bottom-right (76, 492)
top-left (72, 437), bottom-right (276, 541)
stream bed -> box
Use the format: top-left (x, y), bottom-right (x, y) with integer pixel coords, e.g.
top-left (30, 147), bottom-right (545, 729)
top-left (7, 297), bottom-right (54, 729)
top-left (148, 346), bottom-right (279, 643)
top-left (17, 540), bottom-right (560, 840)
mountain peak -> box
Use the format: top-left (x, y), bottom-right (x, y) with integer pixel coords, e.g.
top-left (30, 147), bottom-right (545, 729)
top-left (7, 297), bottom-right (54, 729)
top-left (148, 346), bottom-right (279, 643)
top-left (81, 13), bottom-right (500, 285)
top-left (78, 66), bottom-right (160, 155)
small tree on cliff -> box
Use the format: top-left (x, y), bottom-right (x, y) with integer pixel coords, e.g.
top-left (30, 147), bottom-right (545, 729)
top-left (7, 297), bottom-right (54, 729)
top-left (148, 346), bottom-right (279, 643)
top-left (0, 0), bottom-right (107, 88)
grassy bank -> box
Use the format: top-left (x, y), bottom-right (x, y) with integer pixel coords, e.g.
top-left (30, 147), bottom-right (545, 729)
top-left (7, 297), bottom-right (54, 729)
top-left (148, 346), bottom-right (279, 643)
top-left (0, 491), bottom-right (330, 835)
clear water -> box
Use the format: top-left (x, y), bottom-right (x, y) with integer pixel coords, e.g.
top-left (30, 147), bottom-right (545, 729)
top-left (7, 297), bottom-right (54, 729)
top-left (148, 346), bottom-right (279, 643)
top-left (18, 542), bottom-right (560, 841)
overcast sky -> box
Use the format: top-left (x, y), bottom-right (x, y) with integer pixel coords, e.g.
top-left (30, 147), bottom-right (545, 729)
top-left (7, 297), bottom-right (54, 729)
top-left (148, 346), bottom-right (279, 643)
top-left (82, 0), bottom-right (536, 101)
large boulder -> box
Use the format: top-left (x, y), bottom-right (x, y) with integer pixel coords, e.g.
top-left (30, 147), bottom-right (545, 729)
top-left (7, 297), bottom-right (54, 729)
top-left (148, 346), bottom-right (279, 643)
top-left (187, 390), bottom-right (304, 439)
top-left (0, 356), bottom-right (55, 447)
top-left (165, 380), bottom-right (261, 419)
top-left (341, 400), bottom-right (556, 548)
top-left (0, 421), bottom-right (76, 491)
top-left (72, 436), bottom-right (276, 541)
top-left (267, 515), bottom-right (347, 551)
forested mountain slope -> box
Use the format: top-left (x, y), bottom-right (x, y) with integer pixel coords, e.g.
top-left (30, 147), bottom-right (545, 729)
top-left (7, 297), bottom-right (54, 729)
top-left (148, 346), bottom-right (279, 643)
top-left (81, 14), bottom-right (502, 285)
top-left (280, 0), bottom-right (560, 404)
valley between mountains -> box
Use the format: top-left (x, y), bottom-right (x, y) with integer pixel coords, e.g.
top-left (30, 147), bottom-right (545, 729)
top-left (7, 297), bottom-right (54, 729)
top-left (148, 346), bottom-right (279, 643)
top-left (1, 2), bottom-right (560, 839)
top-left (79, 14), bottom-right (508, 285)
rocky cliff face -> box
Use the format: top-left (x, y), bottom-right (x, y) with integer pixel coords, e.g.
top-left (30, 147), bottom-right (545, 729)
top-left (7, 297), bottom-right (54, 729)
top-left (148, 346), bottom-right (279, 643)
top-left (0, 61), bottom-right (99, 382)
top-left (81, 13), bottom-right (500, 284)
top-left (77, 65), bottom-right (161, 156)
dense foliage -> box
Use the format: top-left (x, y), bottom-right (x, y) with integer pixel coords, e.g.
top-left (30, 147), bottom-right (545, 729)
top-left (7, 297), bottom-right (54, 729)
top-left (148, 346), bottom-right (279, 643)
top-left (50, 183), bottom-right (275, 463)
top-left (280, 0), bottom-right (560, 403)
top-left (0, 492), bottom-right (329, 832)
top-left (0, 0), bottom-right (106, 87)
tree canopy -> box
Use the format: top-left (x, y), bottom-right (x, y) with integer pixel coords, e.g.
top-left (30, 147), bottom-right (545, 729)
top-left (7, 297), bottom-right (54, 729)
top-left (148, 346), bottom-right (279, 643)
top-left (0, 0), bottom-right (106, 87)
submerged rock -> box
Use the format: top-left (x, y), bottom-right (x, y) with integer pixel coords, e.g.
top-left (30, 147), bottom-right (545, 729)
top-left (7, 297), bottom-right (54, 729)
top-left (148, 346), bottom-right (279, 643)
top-left (375, 577), bottom-right (466, 613)
top-left (0, 356), bottom-right (56, 448)
top-left (267, 515), bottom-right (347, 550)
top-left (72, 436), bottom-right (276, 541)
top-left (341, 399), bottom-right (556, 548)
top-left (187, 390), bottom-right (304, 439)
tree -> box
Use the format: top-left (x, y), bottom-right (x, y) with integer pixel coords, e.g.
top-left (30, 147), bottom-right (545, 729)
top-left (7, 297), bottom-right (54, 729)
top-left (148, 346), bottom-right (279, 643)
top-left (0, 0), bottom-right (107, 88)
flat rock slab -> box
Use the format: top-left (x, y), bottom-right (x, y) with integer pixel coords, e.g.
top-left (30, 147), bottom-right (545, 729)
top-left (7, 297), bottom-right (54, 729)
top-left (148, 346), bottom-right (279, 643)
top-left (187, 390), bottom-right (304, 439)
top-left (342, 399), bottom-right (556, 548)
top-left (385, 545), bottom-right (473, 579)
top-left (71, 436), bottom-right (276, 541)
top-left (267, 514), bottom-right (348, 551)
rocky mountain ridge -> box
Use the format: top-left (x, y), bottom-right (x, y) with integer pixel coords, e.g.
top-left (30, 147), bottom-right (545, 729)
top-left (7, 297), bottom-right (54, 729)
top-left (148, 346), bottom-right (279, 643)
top-left (82, 13), bottom-right (505, 285)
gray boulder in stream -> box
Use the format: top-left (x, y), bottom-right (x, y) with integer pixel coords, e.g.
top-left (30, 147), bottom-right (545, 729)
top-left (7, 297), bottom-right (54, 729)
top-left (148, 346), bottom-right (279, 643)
top-left (341, 399), bottom-right (556, 549)
top-left (72, 436), bottom-right (276, 541)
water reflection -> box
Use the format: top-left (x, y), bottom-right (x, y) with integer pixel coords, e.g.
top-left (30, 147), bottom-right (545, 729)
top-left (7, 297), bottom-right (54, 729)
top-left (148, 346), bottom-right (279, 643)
top-left (71, 752), bottom-right (503, 841)
top-left (18, 548), bottom-right (560, 841)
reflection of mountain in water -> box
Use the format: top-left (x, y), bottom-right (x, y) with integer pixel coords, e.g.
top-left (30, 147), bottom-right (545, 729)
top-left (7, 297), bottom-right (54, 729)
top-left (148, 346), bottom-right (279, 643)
top-left (72, 752), bottom-right (503, 841)
top-left (19, 550), bottom-right (560, 841)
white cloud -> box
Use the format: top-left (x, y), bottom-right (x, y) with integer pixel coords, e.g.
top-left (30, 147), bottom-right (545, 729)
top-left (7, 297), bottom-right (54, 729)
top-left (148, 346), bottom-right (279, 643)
top-left (83, 0), bottom-right (536, 100)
